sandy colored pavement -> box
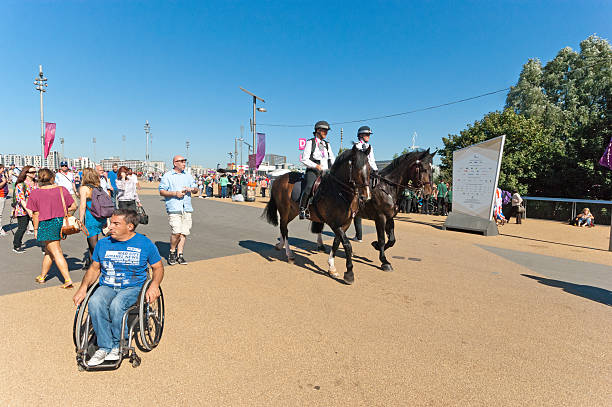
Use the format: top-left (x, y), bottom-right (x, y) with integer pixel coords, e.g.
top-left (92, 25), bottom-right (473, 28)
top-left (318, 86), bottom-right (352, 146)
top-left (1, 191), bottom-right (611, 406)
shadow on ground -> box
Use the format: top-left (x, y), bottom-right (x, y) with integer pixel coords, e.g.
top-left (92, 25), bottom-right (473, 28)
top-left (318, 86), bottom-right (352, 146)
top-left (522, 274), bottom-right (612, 306)
top-left (395, 216), bottom-right (445, 230)
top-left (499, 233), bottom-right (608, 252)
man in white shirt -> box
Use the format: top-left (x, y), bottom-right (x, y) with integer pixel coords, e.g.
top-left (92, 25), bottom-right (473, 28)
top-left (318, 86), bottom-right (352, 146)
top-left (299, 120), bottom-right (335, 219)
top-left (96, 165), bottom-right (113, 196)
top-left (55, 161), bottom-right (77, 199)
top-left (351, 126), bottom-right (377, 241)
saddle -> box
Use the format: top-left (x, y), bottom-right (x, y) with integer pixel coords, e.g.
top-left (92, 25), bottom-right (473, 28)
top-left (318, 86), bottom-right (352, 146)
top-left (291, 173), bottom-right (323, 202)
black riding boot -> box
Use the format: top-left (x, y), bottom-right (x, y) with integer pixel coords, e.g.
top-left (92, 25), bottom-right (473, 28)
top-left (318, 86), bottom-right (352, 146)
top-left (299, 192), bottom-right (310, 219)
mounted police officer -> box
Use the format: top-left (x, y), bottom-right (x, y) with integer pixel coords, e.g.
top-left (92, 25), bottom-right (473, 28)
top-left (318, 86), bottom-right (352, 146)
top-left (351, 125), bottom-right (378, 241)
top-left (299, 120), bottom-right (335, 220)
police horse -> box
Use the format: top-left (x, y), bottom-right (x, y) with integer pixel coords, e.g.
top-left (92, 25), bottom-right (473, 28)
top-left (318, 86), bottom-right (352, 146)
top-left (262, 145), bottom-right (372, 284)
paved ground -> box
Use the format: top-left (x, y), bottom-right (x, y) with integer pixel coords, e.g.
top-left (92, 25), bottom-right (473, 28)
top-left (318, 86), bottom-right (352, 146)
top-left (0, 186), bottom-right (610, 406)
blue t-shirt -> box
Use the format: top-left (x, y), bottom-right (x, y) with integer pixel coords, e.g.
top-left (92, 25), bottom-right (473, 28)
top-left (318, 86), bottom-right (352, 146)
top-left (108, 170), bottom-right (118, 191)
top-left (93, 233), bottom-right (162, 288)
top-left (159, 170), bottom-right (197, 213)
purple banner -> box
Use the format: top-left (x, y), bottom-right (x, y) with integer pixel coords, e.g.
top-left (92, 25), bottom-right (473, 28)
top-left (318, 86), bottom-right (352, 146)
top-left (44, 122), bottom-right (56, 158)
top-left (256, 132), bottom-right (266, 168)
top-left (599, 136), bottom-right (612, 170)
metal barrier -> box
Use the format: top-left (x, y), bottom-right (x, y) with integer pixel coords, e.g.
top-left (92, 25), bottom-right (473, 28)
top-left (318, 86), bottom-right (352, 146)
top-left (523, 196), bottom-right (612, 251)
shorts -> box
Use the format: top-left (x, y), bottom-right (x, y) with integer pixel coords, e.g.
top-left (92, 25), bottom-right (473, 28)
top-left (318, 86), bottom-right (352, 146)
top-left (37, 217), bottom-right (63, 241)
top-left (168, 212), bottom-right (192, 235)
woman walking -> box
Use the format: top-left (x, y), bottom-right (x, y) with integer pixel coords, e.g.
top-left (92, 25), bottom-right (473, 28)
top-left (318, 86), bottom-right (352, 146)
top-left (12, 166), bottom-right (38, 253)
top-left (115, 166), bottom-right (141, 211)
top-left (27, 168), bottom-right (76, 288)
top-left (79, 168), bottom-right (108, 268)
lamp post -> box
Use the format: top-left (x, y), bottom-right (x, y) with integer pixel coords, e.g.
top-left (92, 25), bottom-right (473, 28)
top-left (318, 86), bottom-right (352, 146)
top-left (60, 137), bottom-right (65, 159)
top-left (144, 121), bottom-right (151, 173)
top-left (34, 65), bottom-right (48, 162)
top-left (122, 135), bottom-right (126, 160)
top-left (186, 141), bottom-right (190, 164)
top-left (239, 87), bottom-right (265, 164)
top-left (92, 137), bottom-right (97, 164)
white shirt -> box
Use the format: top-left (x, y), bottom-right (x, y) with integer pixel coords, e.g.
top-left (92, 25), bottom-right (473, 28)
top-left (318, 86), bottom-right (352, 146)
top-left (300, 137), bottom-right (335, 171)
top-left (99, 176), bottom-right (110, 195)
top-left (354, 140), bottom-right (378, 171)
top-left (55, 171), bottom-right (75, 194)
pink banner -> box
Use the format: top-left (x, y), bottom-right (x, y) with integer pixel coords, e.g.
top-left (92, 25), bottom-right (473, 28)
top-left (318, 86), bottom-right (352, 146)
top-left (599, 136), bottom-right (612, 171)
top-left (44, 122), bottom-right (56, 159)
top-left (256, 133), bottom-right (266, 168)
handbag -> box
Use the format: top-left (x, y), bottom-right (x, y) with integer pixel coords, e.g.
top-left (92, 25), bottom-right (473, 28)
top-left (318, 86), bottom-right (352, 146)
top-left (59, 186), bottom-right (88, 239)
top-left (138, 205), bottom-right (149, 225)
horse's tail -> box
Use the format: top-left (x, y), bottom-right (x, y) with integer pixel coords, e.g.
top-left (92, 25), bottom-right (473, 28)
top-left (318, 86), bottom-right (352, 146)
top-left (262, 194), bottom-right (279, 226)
top-left (310, 221), bottom-right (324, 234)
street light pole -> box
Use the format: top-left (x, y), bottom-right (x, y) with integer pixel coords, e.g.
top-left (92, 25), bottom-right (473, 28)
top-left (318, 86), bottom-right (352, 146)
top-left (239, 87), bottom-right (265, 167)
top-left (92, 137), bottom-right (97, 164)
top-left (60, 137), bottom-right (65, 158)
top-left (186, 141), bottom-right (190, 164)
top-left (144, 121), bottom-right (151, 173)
top-left (122, 135), bottom-right (126, 160)
top-left (34, 65), bottom-right (47, 163)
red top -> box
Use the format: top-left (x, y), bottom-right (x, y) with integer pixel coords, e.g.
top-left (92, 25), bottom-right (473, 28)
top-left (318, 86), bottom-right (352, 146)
top-left (27, 186), bottom-right (74, 221)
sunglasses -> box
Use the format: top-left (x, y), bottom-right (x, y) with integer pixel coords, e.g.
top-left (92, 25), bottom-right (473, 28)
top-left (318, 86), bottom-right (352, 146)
top-left (175, 159), bottom-right (187, 163)
top-left (28, 171), bottom-right (37, 174)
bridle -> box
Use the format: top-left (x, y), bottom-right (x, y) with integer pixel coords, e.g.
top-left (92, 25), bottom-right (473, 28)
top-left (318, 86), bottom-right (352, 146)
top-left (371, 158), bottom-right (430, 193)
top-left (329, 157), bottom-right (370, 203)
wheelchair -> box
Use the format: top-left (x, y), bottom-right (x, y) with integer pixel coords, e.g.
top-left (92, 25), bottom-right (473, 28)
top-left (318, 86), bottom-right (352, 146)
top-left (73, 278), bottom-right (165, 371)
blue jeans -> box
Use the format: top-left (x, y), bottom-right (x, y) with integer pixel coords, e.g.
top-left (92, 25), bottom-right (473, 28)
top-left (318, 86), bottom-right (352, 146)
top-left (221, 186), bottom-right (227, 198)
top-left (88, 285), bottom-right (141, 352)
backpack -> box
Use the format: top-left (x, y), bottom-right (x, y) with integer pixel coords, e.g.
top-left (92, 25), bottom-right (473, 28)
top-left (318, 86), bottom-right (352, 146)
top-left (87, 184), bottom-right (114, 218)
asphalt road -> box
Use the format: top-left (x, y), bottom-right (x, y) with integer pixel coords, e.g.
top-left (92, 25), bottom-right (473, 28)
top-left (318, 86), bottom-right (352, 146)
top-left (0, 194), bottom-right (372, 296)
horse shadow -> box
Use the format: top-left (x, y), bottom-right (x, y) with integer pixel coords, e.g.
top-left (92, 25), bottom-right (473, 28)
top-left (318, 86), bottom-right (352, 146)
top-left (155, 241), bottom-right (172, 260)
top-left (522, 274), bottom-right (611, 306)
top-left (395, 216), bottom-right (444, 230)
top-left (239, 239), bottom-right (349, 285)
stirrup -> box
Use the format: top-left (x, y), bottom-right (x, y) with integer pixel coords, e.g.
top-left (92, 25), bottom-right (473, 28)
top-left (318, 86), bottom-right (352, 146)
top-left (299, 208), bottom-right (309, 220)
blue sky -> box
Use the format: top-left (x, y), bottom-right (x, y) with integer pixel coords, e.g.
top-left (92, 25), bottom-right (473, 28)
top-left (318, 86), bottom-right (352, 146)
top-left (1, 1), bottom-right (610, 168)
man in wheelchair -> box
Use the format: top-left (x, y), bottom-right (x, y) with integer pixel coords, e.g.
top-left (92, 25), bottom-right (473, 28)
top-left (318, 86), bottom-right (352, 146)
top-left (73, 209), bottom-right (164, 366)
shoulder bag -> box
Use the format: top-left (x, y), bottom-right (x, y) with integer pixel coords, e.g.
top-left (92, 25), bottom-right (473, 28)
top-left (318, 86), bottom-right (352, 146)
top-left (137, 205), bottom-right (149, 225)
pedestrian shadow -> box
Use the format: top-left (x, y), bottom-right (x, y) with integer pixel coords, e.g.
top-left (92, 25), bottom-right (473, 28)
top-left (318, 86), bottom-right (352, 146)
top-left (238, 239), bottom-right (348, 284)
top-left (44, 257), bottom-right (84, 282)
top-left (522, 274), bottom-right (612, 306)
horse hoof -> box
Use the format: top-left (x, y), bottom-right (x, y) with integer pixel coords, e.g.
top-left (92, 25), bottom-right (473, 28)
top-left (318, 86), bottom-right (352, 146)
top-left (317, 244), bottom-right (327, 253)
top-left (275, 243), bottom-right (282, 251)
top-left (382, 263), bottom-right (393, 272)
top-left (343, 272), bottom-right (354, 285)
top-left (328, 267), bottom-right (339, 278)
top-left (288, 257), bottom-right (295, 264)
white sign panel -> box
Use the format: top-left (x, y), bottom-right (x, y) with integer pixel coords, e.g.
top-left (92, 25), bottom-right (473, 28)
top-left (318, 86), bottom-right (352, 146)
top-left (452, 135), bottom-right (505, 220)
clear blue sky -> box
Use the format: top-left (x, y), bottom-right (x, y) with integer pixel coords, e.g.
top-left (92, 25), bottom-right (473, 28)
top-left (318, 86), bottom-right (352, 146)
top-left (1, 1), bottom-right (610, 168)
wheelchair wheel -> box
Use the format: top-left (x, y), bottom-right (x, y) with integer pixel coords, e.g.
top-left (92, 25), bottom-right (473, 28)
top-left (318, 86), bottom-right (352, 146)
top-left (136, 280), bottom-right (165, 352)
top-left (73, 282), bottom-right (100, 351)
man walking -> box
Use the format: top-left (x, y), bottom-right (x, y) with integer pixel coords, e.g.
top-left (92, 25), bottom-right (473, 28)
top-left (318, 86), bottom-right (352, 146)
top-left (56, 161), bottom-right (77, 203)
top-left (436, 180), bottom-right (448, 216)
top-left (159, 155), bottom-right (198, 265)
top-left (0, 165), bottom-right (8, 236)
top-left (96, 165), bottom-right (113, 196)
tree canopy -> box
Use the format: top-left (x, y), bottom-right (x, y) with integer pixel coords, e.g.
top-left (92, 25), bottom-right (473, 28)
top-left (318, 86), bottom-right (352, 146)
top-left (440, 35), bottom-right (612, 198)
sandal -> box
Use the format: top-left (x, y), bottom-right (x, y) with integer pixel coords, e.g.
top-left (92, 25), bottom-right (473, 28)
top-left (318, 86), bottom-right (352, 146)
top-left (35, 275), bottom-right (46, 284)
top-left (60, 280), bottom-right (74, 289)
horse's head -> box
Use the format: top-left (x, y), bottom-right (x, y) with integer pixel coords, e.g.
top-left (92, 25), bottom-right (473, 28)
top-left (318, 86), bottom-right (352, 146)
top-left (350, 144), bottom-right (372, 202)
top-left (412, 148), bottom-right (435, 196)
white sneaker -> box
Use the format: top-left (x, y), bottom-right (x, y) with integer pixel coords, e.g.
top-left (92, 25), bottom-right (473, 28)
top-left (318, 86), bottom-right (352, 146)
top-left (26, 230), bottom-right (34, 235)
top-left (105, 348), bottom-right (120, 361)
top-left (0, 230), bottom-right (7, 236)
top-left (87, 349), bottom-right (108, 366)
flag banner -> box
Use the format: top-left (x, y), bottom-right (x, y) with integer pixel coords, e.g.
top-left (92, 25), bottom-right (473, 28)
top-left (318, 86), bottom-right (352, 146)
top-left (248, 154), bottom-right (256, 169)
top-left (599, 136), bottom-right (612, 170)
top-left (44, 122), bottom-right (56, 159)
top-left (256, 132), bottom-right (266, 168)
top-left (298, 138), bottom-right (307, 150)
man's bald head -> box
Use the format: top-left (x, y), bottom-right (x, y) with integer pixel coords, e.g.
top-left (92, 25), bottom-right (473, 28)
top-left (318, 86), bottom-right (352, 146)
top-left (173, 155), bottom-right (187, 172)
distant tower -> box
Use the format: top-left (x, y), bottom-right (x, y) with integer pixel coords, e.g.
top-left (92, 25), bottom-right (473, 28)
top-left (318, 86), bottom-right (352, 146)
top-left (410, 132), bottom-right (419, 151)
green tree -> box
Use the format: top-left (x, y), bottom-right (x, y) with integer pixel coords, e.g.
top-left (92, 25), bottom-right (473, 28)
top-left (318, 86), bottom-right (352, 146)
top-left (440, 109), bottom-right (556, 195)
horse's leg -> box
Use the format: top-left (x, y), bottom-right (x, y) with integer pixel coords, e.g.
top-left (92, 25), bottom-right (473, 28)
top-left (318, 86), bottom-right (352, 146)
top-left (371, 216), bottom-right (392, 271)
top-left (327, 236), bottom-right (341, 278)
top-left (384, 218), bottom-right (396, 250)
top-left (280, 221), bottom-right (295, 263)
top-left (317, 233), bottom-right (326, 252)
top-left (334, 227), bottom-right (354, 284)
top-left (275, 235), bottom-right (284, 250)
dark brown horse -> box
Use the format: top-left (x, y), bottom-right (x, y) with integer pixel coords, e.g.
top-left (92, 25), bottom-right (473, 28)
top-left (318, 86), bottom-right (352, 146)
top-left (262, 145), bottom-right (372, 284)
top-left (328, 149), bottom-right (435, 271)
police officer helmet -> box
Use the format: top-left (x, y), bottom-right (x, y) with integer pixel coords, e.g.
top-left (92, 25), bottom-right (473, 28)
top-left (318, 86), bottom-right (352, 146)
top-left (314, 121), bottom-right (331, 132)
top-left (357, 126), bottom-right (372, 138)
